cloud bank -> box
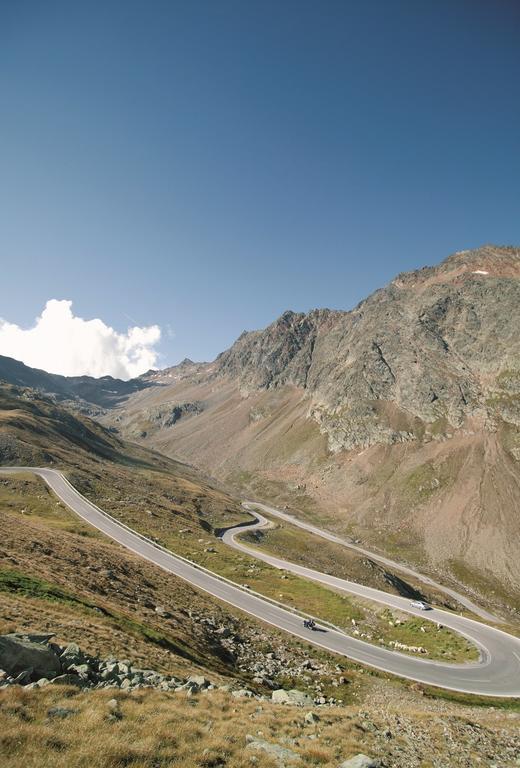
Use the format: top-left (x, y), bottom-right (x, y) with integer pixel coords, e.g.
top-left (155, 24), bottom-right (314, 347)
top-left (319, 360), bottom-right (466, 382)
top-left (0, 300), bottom-right (161, 380)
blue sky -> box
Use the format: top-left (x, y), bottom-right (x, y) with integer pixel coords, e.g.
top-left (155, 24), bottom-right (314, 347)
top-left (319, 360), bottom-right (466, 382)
top-left (1, 0), bottom-right (519, 374)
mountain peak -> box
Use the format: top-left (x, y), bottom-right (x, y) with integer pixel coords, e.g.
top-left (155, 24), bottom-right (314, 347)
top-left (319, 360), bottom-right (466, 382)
top-left (391, 244), bottom-right (520, 291)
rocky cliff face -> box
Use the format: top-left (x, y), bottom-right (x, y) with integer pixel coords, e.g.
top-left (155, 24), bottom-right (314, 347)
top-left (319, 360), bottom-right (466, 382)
top-left (216, 245), bottom-right (520, 451)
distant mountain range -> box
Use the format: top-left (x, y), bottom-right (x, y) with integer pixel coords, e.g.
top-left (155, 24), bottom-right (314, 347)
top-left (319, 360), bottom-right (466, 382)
top-left (0, 354), bottom-right (149, 409)
top-left (1, 244), bottom-right (519, 612)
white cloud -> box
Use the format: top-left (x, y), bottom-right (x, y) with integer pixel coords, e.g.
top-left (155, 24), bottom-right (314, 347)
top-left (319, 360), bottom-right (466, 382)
top-left (0, 299), bottom-right (161, 380)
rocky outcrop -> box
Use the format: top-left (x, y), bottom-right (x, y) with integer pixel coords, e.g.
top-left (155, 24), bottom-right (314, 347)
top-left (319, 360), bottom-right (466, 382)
top-left (145, 401), bottom-right (204, 428)
top-left (0, 633), bottom-right (344, 706)
top-left (0, 633), bottom-right (204, 693)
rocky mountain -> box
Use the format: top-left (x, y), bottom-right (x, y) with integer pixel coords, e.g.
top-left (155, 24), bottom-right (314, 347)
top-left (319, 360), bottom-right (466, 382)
top-left (216, 245), bottom-right (520, 451)
top-left (97, 245), bottom-right (520, 610)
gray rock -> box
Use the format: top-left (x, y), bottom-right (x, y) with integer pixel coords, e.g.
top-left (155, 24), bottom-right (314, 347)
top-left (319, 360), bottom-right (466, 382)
top-left (49, 674), bottom-right (84, 687)
top-left (47, 707), bottom-right (78, 719)
top-left (272, 689), bottom-right (313, 707)
top-left (246, 736), bottom-right (301, 766)
top-left (0, 634), bottom-right (61, 681)
top-left (13, 668), bottom-right (33, 685)
top-left (68, 663), bottom-right (92, 679)
top-left (107, 698), bottom-right (123, 720)
top-left (216, 626), bottom-right (231, 638)
top-left (232, 688), bottom-right (254, 698)
top-left (60, 642), bottom-right (85, 667)
top-left (23, 634), bottom-right (56, 644)
top-left (179, 680), bottom-right (200, 692)
top-left (338, 756), bottom-right (380, 768)
top-left (304, 711), bottom-right (320, 724)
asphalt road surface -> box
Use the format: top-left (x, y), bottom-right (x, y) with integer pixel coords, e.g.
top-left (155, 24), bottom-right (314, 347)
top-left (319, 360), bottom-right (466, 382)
top-left (2, 467), bottom-right (520, 697)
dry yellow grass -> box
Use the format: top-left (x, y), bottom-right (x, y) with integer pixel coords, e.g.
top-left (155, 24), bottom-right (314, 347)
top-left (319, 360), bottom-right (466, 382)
top-left (0, 686), bottom-right (364, 768)
top-left (1, 684), bottom-right (519, 768)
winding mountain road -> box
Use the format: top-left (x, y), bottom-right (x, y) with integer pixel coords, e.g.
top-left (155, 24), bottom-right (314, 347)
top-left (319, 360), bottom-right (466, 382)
top-left (2, 467), bottom-right (520, 697)
top-left (242, 501), bottom-right (499, 623)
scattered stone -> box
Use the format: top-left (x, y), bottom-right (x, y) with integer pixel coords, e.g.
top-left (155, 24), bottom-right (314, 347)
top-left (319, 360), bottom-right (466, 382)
top-left (47, 707), bottom-right (78, 719)
top-left (68, 663), bottom-right (92, 679)
top-left (232, 688), bottom-right (254, 698)
top-left (49, 674), bottom-right (84, 687)
top-left (338, 756), bottom-right (380, 768)
top-left (107, 698), bottom-right (123, 720)
top-left (272, 689), bottom-right (313, 707)
top-left (246, 735), bottom-right (301, 766)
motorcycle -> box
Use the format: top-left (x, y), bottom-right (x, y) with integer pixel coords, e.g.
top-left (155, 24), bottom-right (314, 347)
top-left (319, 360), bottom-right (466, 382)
top-left (303, 619), bottom-right (317, 630)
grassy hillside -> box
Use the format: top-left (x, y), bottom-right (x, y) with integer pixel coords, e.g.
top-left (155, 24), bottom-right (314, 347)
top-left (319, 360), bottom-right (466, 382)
top-left (0, 382), bottom-right (477, 663)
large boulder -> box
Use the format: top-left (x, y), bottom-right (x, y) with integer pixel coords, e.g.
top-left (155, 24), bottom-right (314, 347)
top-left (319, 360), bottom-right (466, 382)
top-left (271, 688), bottom-right (313, 707)
top-left (0, 634), bottom-right (61, 680)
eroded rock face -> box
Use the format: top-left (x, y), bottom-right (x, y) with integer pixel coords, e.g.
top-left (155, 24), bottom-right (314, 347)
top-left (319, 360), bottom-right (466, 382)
top-left (216, 246), bottom-right (520, 451)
